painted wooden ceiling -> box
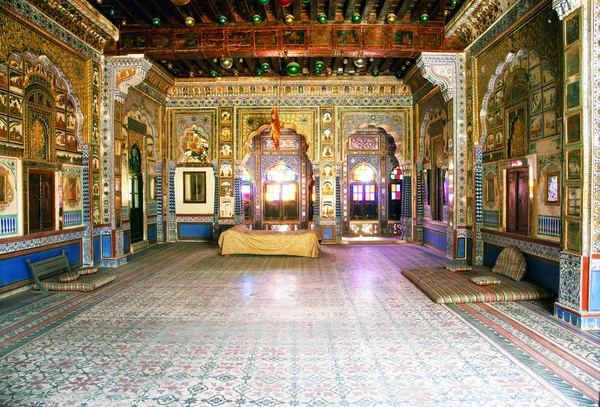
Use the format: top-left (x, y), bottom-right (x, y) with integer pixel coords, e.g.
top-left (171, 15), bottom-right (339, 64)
top-left (92, 0), bottom-right (464, 78)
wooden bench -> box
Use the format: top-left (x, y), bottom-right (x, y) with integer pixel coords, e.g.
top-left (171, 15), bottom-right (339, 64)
top-left (27, 251), bottom-right (116, 292)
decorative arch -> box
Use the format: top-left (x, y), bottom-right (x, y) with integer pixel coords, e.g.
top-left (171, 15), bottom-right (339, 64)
top-left (10, 51), bottom-right (85, 147)
top-left (340, 110), bottom-right (406, 164)
top-left (479, 48), bottom-right (557, 150)
top-left (417, 102), bottom-right (448, 166)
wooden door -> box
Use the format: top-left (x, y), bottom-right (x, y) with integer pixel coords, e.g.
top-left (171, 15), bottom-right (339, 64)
top-left (506, 168), bottom-right (528, 235)
top-left (28, 170), bottom-right (54, 233)
top-left (129, 172), bottom-right (143, 242)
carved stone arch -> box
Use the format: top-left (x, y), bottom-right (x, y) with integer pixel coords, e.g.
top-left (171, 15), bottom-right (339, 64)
top-left (23, 83), bottom-right (55, 161)
top-left (418, 102), bottom-right (448, 167)
top-left (480, 48), bottom-right (554, 149)
top-left (346, 122), bottom-right (406, 166)
top-left (124, 103), bottom-right (159, 161)
top-left (16, 51), bottom-right (85, 148)
top-left (242, 123), bottom-right (311, 165)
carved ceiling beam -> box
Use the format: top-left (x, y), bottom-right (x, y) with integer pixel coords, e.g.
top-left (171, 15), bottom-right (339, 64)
top-left (361, 0), bottom-right (377, 20)
top-left (199, 0), bottom-right (220, 21)
top-left (293, 0), bottom-right (303, 20)
top-left (220, 0), bottom-right (239, 23)
top-left (238, 0), bottom-right (254, 21)
top-left (395, 0), bottom-right (413, 20)
top-left (377, 0), bottom-right (392, 21)
top-left (410, 0), bottom-right (430, 21)
top-left (310, 0), bottom-right (319, 20)
top-left (111, 23), bottom-right (448, 58)
top-left (328, 0), bottom-right (341, 20)
top-left (428, 0), bottom-right (446, 20)
top-left (344, 0), bottom-right (358, 21)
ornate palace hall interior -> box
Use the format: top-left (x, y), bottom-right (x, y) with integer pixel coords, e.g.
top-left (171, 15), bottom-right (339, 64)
top-left (1, 0), bottom-right (600, 404)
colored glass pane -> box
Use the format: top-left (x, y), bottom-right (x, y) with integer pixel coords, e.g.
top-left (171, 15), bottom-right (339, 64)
top-left (352, 164), bottom-right (375, 182)
top-left (266, 163), bottom-right (297, 182)
top-left (390, 167), bottom-right (403, 180)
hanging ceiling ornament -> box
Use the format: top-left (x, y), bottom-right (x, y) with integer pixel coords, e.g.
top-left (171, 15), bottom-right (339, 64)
top-left (286, 61), bottom-right (301, 76)
top-left (220, 58), bottom-right (233, 69)
top-left (284, 14), bottom-right (295, 25)
top-left (171, 0), bottom-right (190, 5)
top-left (353, 58), bottom-right (366, 68)
top-left (275, 0), bottom-right (294, 6)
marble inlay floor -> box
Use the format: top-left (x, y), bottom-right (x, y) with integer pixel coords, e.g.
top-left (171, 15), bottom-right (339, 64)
top-left (0, 243), bottom-right (598, 406)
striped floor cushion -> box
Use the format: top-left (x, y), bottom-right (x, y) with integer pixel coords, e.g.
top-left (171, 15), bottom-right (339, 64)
top-left (33, 272), bottom-right (117, 292)
top-left (402, 267), bottom-right (554, 304)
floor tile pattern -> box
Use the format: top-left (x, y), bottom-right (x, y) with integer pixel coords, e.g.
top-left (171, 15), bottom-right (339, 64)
top-left (0, 243), bottom-right (597, 406)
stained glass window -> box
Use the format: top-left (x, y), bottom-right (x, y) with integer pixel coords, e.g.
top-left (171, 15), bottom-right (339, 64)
top-left (352, 164), bottom-right (375, 182)
top-left (265, 184), bottom-right (281, 202)
top-left (266, 163), bottom-right (296, 182)
top-left (242, 167), bottom-right (252, 182)
top-left (390, 183), bottom-right (401, 200)
top-left (390, 167), bottom-right (403, 180)
top-left (242, 184), bottom-right (252, 201)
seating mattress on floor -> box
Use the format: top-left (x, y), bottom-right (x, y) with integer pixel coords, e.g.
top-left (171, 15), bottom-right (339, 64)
top-left (33, 272), bottom-right (117, 292)
top-left (402, 266), bottom-right (555, 304)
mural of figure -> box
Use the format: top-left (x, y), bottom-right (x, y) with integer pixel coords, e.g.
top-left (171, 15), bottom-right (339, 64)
top-left (181, 129), bottom-right (209, 164)
top-left (508, 115), bottom-right (525, 158)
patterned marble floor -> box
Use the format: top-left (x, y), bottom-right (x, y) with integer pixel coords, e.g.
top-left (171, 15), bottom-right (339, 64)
top-left (0, 243), bottom-right (599, 407)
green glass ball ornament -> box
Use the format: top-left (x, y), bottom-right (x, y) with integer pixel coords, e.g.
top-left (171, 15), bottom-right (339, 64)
top-left (351, 13), bottom-right (361, 23)
top-left (252, 14), bottom-right (262, 24)
top-left (371, 69), bottom-right (379, 77)
top-left (315, 60), bottom-right (325, 71)
top-left (258, 0), bottom-right (269, 5)
top-left (218, 16), bottom-right (227, 24)
top-left (302, 0), bottom-right (310, 3)
top-left (209, 70), bottom-right (217, 78)
top-left (256, 70), bottom-right (263, 77)
top-left (286, 61), bottom-right (301, 76)
top-left (108, 8), bottom-right (116, 17)
top-left (451, 0), bottom-right (458, 5)
top-left (261, 62), bottom-right (270, 72)
top-left (152, 17), bottom-right (161, 26)
top-left (314, 69), bottom-right (321, 76)
top-left (318, 14), bottom-right (327, 24)
top-left (420, 13), bottom-right (429, 23)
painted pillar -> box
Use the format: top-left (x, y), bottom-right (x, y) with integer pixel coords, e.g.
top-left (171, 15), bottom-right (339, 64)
top-left (552, 0), bottom-right (600, 329)
top-left (417, 52), bottom-right (468, 266)
top-left (99, 55), bottom-right (151, 266)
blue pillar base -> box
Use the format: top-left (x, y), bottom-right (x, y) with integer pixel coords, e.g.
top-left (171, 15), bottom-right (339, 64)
top-left (554, 304), bottom-right (600, 331)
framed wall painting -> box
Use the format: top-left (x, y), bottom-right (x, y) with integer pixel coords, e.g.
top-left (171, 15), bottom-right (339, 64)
top-left (0, 173), bottom-right (6, 204)
top-left (66, 177), bottom-right (78, 202)
top-left (566, 219), bottom-right (581, 253)
top-left (566, 80), bottom-right (580, 109)
top-left (566, 148), bottom-right (582, 181)
top-left (183, 171), bottom-right (206, 203)
top-left (486, 177), bottom-right (495, 203)
top-left (566, 112), bottom-right (581, 145)
top-left (565, 12), bottom-right (580, 46)
top-left (567, 185), bottom-right (581, 217)
top-left (545, 172), bottom-right (559, 205)
top-left (565, 48), bottom-right (580, 78)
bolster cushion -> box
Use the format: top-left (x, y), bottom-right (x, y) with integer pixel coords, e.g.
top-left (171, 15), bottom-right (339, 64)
top-left (492, 246), bottom-right (527, 281)
top-left (57, 271), bottom-right (80, 283)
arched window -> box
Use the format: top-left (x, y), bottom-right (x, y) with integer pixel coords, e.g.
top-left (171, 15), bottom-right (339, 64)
top-left (241, 167), bottom-right (253, 220)
top-left (389, 167), bottom-right (403, 220)
top-left (350, 163), bottom-right (377, 220)
top-left (263, 163), bottom-right (298, 221)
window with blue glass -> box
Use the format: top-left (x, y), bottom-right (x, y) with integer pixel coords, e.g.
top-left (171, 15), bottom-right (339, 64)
top-left (263, 163), bottom-right (298, 221)
top-left (350, 164), bottom-right (377, 220)
top-left (389, 167), bottom-right (403, 220)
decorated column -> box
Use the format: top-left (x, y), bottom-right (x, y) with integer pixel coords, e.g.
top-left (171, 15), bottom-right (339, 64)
top-left (100, 55), bottom-right (151, 266)
top-left (552, 0), bottom-right (600, 329)
top-left (417, 52), bottom-right (468, 267)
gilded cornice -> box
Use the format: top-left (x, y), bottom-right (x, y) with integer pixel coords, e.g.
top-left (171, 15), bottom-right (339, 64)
top-left (552, 0), bottom-right (580, 20)
top-left (445, 0), bottom-right (511, 49)
top-left (26, 0), bottom-right (117, 51)
top-left (166, 76), bottom-right (412, 106)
